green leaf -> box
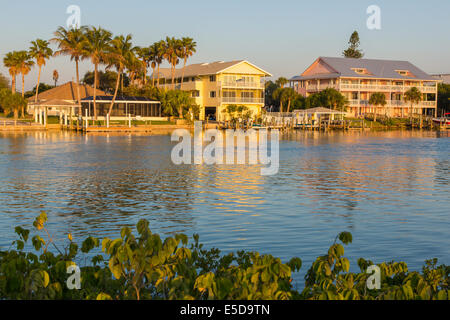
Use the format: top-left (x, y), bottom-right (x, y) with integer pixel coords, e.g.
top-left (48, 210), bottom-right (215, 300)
top-left (338, 232), bottom-right (353, 245)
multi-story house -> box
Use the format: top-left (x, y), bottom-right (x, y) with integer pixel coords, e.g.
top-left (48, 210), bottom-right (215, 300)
top-left (289, 57), bottom-right (439, 117)
top-left (156, 60), bottom-right (271, 121)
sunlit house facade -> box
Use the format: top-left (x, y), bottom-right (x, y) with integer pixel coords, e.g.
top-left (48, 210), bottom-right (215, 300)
top-left (156, 60), bottom-right (272, 121)
top-left (289, 57), bottom-right (439, 117)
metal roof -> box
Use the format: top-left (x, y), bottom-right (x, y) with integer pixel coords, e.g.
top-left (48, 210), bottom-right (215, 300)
top-left (290, 57), bottom-right (437, 81)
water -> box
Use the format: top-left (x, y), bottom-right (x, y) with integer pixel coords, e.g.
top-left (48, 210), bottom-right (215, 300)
top-left (0, 130), bottom-right (448, 283)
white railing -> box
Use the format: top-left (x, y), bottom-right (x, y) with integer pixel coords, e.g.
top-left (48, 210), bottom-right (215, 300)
top-left (340, 84), bottom-right (436, 93)
top-left (221, 97), bottom-right (264, 104)
top-left (220, 81), bottom-right (264, 89)
top-left (348, 100), bottom-right (437, 107)
top-left (306, 84), bottom-right (339, 91)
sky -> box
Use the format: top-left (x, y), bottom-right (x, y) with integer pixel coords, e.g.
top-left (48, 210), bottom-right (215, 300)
top-left (1, 0), bottom-right (449, 91)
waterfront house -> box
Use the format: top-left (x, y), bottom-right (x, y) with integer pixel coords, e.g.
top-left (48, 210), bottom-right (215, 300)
top-left (81, 96), bottom-right (162, 120)
top-left (27, 81), bottom-right (106, 116)
top-left (289, 57), bottom-right (439, 117)
top-left (432, 74), bottom-right (450, 84)
top-left (155, 60), bottom-right (272, 121)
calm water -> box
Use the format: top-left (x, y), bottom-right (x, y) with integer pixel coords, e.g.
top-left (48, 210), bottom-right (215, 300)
top-left (0, 130), bottom-right (449, 280)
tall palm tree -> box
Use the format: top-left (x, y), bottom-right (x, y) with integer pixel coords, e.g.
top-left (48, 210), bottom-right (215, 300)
top-left (369, 92), bottom-right (387, 122)
top-left (135, 46), bottom-right (151, 85)
top-left (154, 40), bottom-right (165, 87)
top-left (16, 51), bottom-right (34, 97)
top-left (148, 43), bottom-right (159, 86)
top-left (106, 34), bottom-right (134, 115)
top-left (404, 87), bottom-right (422, 122)
top-left (52, 26), bottom-right (88, 115)
top-left (275, 77), bottom-right (288, 88)
top-left (29, 39), bottom-right (53, 103)
top-left (53, 70), bottom-right (59, 87)
top-left (83, 26), bottom-right (112, 119)
top-left (126, 52), bottom-right (144, 84)
top-left (3, 51), bottom-right (20, 93)
top-left (180, 37), bottom-right (196, 84)
top-left (164, 37), bottom-right (182, 90)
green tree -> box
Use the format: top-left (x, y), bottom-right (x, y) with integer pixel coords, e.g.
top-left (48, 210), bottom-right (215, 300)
top-left (369, 92), bottom-right (387, 121)
top-left (164, 37), bottom-right (182, 90)
top-left (180, 37), bottom-right (197, 84)
top-left (3, 51), bottom-right (20, 93)
top-left (16, 51), bottom-right (34, 99)
top-left (29, 39), bottom-right (53, 103)
top-left (154, 40), bottom-right (166, 87)
top-left (404, 87), bottom-right (422, 122)
top-left (52, 26), bottom-right (88, 115)
top-left (83, 26), bottom-right (113, 119)
top-left (0, 73), bottom-right (9, 90)
top-left (437, 83), bottom-right (450, 114)
top-left (275, 77), bottom-right (288, 88)
top-left (0, 88), bottom-right (27, 119)
top-left (135, 46), bottom-right (151, 85)
top-left (105, 34), bottom-right (135, 115)
top-left (342, 31), bottom-right (364, 59)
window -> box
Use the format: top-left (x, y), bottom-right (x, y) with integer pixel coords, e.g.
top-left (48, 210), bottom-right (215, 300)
top-left (209, 75), bottom-right (216, 82)
top-left (210, 91), bottom-right (216, 98)
top-left (352, 92), bottom-right (358, 100)
top-left (223, 91), bottom-right (236, 98)
top-left (395, 70), bottom-right (416, 77)
top-left (192, 90), bottom-right (200, 98)
top-left (241, 92), bottom-right (254, 98)
top-left (351, 68), bottom-right (372, 76)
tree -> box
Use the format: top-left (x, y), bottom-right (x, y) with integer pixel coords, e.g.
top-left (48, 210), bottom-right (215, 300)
top-left (369, 92), bottom-right (387, 121)
top-left (16, 51), bottom-right (34, 117)
top-left (3, 51), bottom-right (19, 93)
top-left (342, 31), bottom-right (364, 59)
top-left (83, 26), bottom-right (113, 119)
top-left (105, 34), bottom-right (135, 115)
top-left (0, 88), bottom-right (27, 120)
top-left (273, 87), bottom-right (296, 113)
top-left (154, 40), bottom-right (166, 87)
top-left (275, 77), bottom-right (288, 88)
top-left (437, 83), bottom-right (450, 115)
top-left (135, 46), bottom-right (151, 85)
top-left (52, 26), bottom-right (88, 115)
top-left (29, 39), bottom-right (53, 103)
top-left (164, 37), bottom-right (182, 90)
top-left (0, 73), bottom-right (9, 90)
top-left (180, 37), bottom-right (197, 85)
top-left (53, 70), bottom-right (59, 87)
top-left (404, 87), bottom-right (422, 122)
top-left (264, 80), bottom-right (279, 110)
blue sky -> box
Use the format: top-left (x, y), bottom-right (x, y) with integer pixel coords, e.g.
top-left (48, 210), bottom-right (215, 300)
top-left (1, 0), bottom-right (449, 90)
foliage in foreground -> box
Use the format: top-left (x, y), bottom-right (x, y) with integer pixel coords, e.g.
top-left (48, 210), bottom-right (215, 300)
top-left (0, 213), bottom-right (448, 300)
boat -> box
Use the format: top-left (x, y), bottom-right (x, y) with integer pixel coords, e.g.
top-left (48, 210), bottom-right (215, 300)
top-left (432, 113), bottom-right (450, 125)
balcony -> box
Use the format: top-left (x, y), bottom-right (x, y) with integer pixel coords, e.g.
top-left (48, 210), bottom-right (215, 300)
top-left (220, 81), bottom-right (265, 89)
top-left (340, 84), bottom-right (436, 93)
top-left (347, 100), bottom-right (437, 107)
top-left (221, 97), bottom-right (265, 104)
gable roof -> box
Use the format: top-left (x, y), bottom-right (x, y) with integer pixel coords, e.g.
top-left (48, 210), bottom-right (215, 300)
top-left (290, 57), bottom-right (437, 81)
top-left (28, 81), bottom-right (107, 103)
top-left (155, 60), bottom-right (271, 79)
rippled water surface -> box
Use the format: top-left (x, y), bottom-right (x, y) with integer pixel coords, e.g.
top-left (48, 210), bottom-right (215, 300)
top-left (0, 130), bottom-right (448, 277)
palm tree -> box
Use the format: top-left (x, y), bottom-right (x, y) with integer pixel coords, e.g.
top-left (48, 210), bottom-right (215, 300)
top-left (154, 40), bottom-right (166, 87)
top-left (135, 46), bottom-right (151, 85)
top-left (15, 51), bottom-right (34, 117)
top-left (3, 51), bottom-right (20, 93)
top-left (273, 87), bottom-right (287, 113)
top-left (275, 77), bottom-right (288, 88)
top-left (404, 87), bottom-right (422, 122)
top-left (126, 52), bottom-right (144, 84)
top-left (284, 88), bottom-right (297, 113)
top-left (53, 70), bottom-right (59, 87)
top-left (29, 39), bottom-right (53, 103)
top-left (164, 37), bottom-right (182, 90)
top-left (369, 92), bottom-right (387, 122)
top-left (180, 37), bottom-right (197, 84)
top-left (52, 26), bottom-right (88, 115)
top-left (83, 26), bottom-right (112, 119)
top-left (106, 34), bottom-right (134, 115)
top-left (148, 43), bottom-right (159, 86)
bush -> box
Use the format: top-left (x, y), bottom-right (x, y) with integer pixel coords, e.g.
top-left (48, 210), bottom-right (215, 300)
top-left (0, 213), bottom-right (448, 300)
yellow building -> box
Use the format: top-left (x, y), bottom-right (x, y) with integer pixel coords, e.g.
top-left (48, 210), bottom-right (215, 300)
top-left (155, 60), bottom-right (272, 121)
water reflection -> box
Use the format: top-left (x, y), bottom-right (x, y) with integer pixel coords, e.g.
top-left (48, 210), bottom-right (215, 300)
top-left (0, 130), bottom-right (448, 274)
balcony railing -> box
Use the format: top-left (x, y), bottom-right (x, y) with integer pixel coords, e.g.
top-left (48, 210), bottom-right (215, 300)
top-left (348, 100), bottom-right (437, 107)
top-left (221, 97), bottom-right (264, 104)
top-left (220, 81), bottom-right (265, 89)
top-left (340, 84), bottom-right (436, 93)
